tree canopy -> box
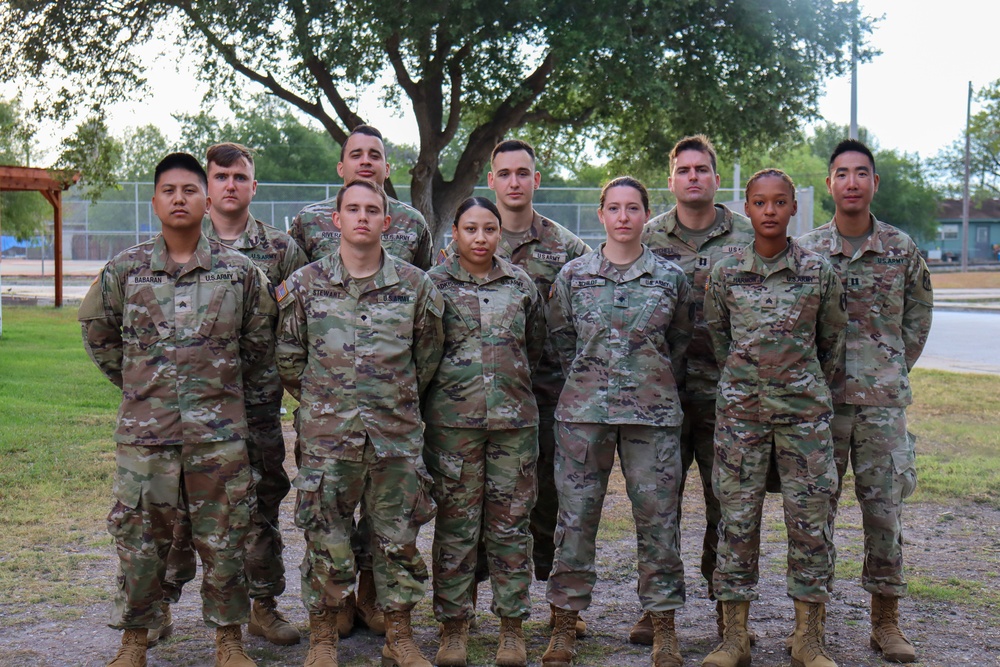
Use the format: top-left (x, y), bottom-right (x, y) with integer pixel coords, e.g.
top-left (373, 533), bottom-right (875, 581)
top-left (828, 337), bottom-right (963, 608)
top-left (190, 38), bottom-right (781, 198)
top-left (0, 99), bottom-right (49, 240)
top-left (2, 0), bottom-right (873, 241)
top-left (932, 79), bottom-right (1000, 200)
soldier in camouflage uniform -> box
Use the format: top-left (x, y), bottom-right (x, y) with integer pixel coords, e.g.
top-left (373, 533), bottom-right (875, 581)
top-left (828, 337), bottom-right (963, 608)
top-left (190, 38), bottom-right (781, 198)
top-left (289, 124), bottom-right (433, 269)
top-left (276, 180), bottom-right (444, 667)
top-left (437, 139), bottom-right (590, 635)
top-left (288, 125), bottom-right (433, 637)
top-left (798, 140), bottom-right (933, 664)
top-left (425, 197), bottom-right (545, 667)
top-left (79, 153), bottom-right (276, 667)
top-left (636, 135), bottom-right (756, 645)
top-left (702, 170), bottom-right (845, 667)
top-left (160, 143), bottom-right (307, 648)
top-left (543, 177), bottom-right (692, 667)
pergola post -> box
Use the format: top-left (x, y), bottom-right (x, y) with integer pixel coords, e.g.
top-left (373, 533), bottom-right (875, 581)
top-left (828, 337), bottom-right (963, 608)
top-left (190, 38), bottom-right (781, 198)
top-left (0, 165), bottom-right (80, 312)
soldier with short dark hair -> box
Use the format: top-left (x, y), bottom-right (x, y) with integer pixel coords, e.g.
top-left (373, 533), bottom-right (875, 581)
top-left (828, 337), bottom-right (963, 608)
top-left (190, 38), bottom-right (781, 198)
top-left (157, 141), bottom-right (307, 648)
top-left (277, 179), bottom-right (444, 667)
top-left (798, 140), bottom-right (933, 664)
top-left (80, 152), bottom-right (276, 667)
top-left (636, 134), bottom-right (756, 645)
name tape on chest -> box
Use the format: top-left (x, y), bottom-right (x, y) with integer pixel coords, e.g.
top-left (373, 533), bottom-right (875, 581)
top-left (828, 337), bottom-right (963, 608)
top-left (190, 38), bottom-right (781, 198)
top-left (652, 247), bottom-right (682, 259)
top-left (319, 231), bottom-right (342, 240)
top-left (312, 288), bottom-right (347, 299)
top-left (128, 275), bottom-right (165, 285)
top-left (377, 294), bottom-right (413, 304)
top-left (571, 278), bottom-right (606, 289)
top-left (533, 250), bottom-right (568, 263)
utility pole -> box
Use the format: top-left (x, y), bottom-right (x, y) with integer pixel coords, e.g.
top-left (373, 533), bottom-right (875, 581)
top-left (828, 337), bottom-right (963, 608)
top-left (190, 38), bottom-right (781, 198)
top-left (961, 81), bottom-right (972, 271)
top-left (850, 0), bottom-right (859, 140)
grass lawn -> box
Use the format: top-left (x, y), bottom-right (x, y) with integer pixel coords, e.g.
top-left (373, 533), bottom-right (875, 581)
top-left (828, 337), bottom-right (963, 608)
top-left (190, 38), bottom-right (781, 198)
top-left (1, 304), bottom-right (999, 610)
top-left (930, 270), bottom-right (1000, 289)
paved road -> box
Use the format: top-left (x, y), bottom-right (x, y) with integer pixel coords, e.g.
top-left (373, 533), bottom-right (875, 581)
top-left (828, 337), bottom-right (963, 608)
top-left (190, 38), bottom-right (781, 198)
top-left (917, 310), bottom-right (1000, 375)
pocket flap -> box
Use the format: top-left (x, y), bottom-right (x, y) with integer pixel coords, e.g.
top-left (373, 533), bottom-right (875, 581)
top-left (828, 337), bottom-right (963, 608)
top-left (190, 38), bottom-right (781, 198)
top-left (292, 467), bottom-right (324, 492)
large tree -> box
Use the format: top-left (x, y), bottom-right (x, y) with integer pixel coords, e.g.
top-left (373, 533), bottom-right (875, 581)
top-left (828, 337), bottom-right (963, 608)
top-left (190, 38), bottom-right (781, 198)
top-left (2, 0), bottom-right (872, 242)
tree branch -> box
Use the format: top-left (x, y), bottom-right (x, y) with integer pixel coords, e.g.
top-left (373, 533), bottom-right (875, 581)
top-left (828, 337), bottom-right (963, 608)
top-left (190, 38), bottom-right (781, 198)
top-left (175, 0), bottom-right (346, 144)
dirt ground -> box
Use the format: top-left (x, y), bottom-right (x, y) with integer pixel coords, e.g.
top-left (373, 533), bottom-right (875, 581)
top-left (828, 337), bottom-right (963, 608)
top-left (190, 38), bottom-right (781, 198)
top-left (1, 428), bottom-right (998, 667)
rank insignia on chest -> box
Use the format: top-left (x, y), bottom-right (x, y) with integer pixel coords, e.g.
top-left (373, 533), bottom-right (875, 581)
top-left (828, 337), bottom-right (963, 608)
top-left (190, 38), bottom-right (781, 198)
top-left (848, 276), bottom-right (861, 288)
top-left (614, 291), bottom-right (628, 307)
top-left (698, 257), bottom-right (709, 267)
top-left (760, 294), bottom-right (777, 309)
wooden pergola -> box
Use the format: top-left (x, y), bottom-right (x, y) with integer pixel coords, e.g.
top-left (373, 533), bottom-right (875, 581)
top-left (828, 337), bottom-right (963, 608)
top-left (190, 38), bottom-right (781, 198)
top-left (0, 165), bottom-right (81, 307)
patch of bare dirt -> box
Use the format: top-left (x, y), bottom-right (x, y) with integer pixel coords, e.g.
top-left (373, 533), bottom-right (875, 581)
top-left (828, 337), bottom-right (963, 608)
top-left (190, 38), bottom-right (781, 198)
top-left (1, 431), bottom-right (998, 666)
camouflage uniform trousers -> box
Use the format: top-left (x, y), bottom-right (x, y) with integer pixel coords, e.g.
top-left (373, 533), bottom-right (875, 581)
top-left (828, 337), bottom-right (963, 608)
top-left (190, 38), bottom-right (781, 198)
top-left (827, 404), bottom-right (916, 597)
top-left (713, 414), bottom-right (838, 602)
top-left (547, 422), bottom-right (685, 612)
top-left (294, 441), bottom-right (436, 614)
top-left (108, 440), bottom-right (253, 629)
top-left (162, 401), bottom-right (291, 601)
top-left (424, 424), bottom-right (538, 621)
top-left (528, 404), bottom-right (558, 581)
top-left (677, 396), bottom-right (721, 592)
top-left (470, 408), bottom-right (554, 587)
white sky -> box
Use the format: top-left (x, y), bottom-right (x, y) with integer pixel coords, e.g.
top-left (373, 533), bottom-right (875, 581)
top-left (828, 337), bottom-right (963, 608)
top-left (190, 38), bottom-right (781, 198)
top-left (5, 0), bottom-right (999, 165)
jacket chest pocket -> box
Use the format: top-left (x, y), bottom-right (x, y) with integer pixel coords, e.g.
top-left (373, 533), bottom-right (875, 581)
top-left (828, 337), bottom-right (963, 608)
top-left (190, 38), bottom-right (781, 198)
top-left (123, 286), bottom-right (172, 347)
top-left (195, 285), bottom-right (239, 342)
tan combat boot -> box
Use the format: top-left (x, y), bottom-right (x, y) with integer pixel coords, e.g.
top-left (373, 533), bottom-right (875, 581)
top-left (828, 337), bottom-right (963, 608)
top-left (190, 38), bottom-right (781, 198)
top-left (542, 607), bottom-right (578, 667)
top-left (629, 610), bottom-right (653, 645)
top-left (715, 600), bottom-right (757, 646)
top-left (336, 592), bottom-right (356, 637)
top-left (790, 600), bottom-right (836, 667)
top-left (146, 602), bottom-right (173, 647)
top-left (249, 596), bottom-right (301, 646)
top-left (304, 610), bottom-right (339, 667)
top-left (549, 604), bottom-right (587, 637)
top-left (496, 616), bottom-right (527, 667)
top-left (784, 604), bottom-right (824, 654)
top-left (107, 628), bottom-right (148, 667)
top-left (702, 601), bottom-right (751, 667)
top-left (650, 610), bottom-right (683, 667)
top-left (870, 594), bottom-right (916, 663)
top-left (382, 610), bottom-right (432, 667)
top-left (434, 619), bottom-right (469, 667)
top-left (357, 568), bottom-right (387, 634)
top-left (215, 625), bottom-right (257, 667)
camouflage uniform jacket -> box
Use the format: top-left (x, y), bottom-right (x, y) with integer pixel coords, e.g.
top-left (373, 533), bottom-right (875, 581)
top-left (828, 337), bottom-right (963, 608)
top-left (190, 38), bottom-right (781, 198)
top-left (79, 233), bottom-right (278, 445)
top-left (642, 204), bottom-right (755, 400)
top-left (289, 195), bottom-right (433, 269)
top-left (203, 213), bottom-right (308, 286)
top-left (424, 253), bottom-right (546, 429)
top-left (547, 245), bottom-right (693, 427)
top-left (705, 238), bottom-right (846, 424)
top-left (797, 216), bottom-right (933, 407)
top-left (437, 212), bottom-right (591, 406)
top-left (275, 250), bottom-right (445, 461)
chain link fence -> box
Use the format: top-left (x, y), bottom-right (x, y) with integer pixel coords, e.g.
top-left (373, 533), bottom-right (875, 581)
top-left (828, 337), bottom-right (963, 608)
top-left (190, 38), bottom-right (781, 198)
top-left (6, 182), bottom-right (813, 261)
